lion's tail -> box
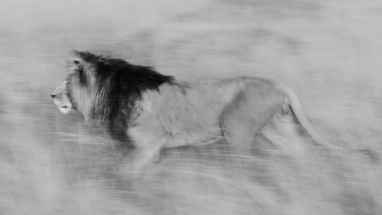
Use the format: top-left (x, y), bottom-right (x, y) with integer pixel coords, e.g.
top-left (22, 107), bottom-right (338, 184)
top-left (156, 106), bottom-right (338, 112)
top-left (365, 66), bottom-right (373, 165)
top-left (281, 85), bottom-right (344, 150)
top-left (280, 85), bottom-right (380, 163)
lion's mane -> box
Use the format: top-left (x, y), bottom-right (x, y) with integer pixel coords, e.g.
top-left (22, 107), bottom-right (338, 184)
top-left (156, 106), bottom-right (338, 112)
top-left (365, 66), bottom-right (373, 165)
top-left (70, 51), bottom-right (174, 148)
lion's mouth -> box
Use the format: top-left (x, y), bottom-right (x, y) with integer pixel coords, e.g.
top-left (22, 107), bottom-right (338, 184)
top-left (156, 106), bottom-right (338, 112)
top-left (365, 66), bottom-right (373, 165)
top-left (58, 105), bottom-right (72, 114)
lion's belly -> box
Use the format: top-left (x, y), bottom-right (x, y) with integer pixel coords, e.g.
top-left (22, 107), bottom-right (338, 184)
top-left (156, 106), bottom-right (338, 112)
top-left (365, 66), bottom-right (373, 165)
top-left (163, 127), bottom-right (223, 148)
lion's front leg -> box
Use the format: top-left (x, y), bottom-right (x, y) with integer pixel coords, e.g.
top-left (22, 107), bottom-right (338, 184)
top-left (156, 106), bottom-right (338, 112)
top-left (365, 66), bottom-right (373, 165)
top-left (127, 123), bottom-right (169, 175)
top-left (131, 137), bottom-right (167, 174)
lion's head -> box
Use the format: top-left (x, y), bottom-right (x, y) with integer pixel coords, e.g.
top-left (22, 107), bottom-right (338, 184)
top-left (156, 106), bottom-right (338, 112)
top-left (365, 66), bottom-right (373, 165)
top-left (51, 51), bottom-right (173, 143)
top-left (51, 51), bottom-right (99, 119)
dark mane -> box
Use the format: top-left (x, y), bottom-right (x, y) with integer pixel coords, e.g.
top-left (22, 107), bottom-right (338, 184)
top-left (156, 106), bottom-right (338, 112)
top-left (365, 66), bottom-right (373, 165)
top-left (72, 51), bottom-right (174, 148)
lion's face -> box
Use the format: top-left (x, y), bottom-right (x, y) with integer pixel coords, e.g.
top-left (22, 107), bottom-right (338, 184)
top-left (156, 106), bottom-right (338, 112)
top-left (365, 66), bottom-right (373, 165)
top-left (51, 57), bottom-right (95, 118)
top-left (51, 80), bottom-right (73, 114)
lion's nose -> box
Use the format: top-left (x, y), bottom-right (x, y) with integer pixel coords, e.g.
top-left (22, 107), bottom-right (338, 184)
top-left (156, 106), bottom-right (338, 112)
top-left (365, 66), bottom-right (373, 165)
top-left (50, 94), bottom-right (56, 99)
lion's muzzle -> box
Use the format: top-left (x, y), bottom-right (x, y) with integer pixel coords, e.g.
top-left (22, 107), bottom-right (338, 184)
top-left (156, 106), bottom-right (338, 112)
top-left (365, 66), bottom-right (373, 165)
top-left (51, 81), bottom-right (73, 114)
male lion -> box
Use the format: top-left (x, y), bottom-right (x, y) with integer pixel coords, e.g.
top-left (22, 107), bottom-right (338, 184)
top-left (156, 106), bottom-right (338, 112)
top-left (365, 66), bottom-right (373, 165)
top-left (51, 51), bottom-right (377, 172)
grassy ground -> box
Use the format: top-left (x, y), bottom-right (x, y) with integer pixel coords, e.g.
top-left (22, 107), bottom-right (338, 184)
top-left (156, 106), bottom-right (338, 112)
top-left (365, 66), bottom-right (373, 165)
top-left (1, 0), bottom-right (382, 214)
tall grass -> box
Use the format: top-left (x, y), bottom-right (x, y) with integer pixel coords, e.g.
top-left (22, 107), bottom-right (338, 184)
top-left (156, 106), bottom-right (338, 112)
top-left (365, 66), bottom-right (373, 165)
top-left (1, 0), bottom-right (382, 214)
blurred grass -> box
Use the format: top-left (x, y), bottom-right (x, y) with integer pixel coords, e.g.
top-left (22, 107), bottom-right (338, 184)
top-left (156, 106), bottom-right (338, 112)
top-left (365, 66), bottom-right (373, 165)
top-left (1, 0), bottom-right (382, 214)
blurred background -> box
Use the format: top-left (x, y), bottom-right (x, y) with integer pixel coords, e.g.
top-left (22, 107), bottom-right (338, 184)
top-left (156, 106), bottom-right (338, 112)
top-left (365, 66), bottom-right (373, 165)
top-left (1, 0), bottom-right (382, 214)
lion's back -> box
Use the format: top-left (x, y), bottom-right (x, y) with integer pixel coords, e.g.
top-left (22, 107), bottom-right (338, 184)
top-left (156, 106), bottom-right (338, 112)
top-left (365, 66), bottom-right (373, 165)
top-left (153, 76), bottom-right (283, 117)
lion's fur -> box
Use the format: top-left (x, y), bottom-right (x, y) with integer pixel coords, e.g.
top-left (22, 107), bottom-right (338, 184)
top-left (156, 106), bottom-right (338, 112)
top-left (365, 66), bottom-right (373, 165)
top-left (51, 51), bottom-right (378, 171)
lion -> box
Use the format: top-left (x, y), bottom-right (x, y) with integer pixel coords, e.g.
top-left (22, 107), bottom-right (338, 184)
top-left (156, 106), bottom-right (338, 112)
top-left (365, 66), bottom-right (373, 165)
top-left (51, 51), bottom-right (378, 172)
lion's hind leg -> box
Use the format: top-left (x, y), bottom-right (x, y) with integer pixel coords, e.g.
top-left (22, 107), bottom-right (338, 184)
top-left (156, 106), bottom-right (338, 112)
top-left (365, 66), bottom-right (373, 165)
top-left (220, 89), bottom-right (283, 155)
top-left (260, 106), bottom-right (308, 155)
